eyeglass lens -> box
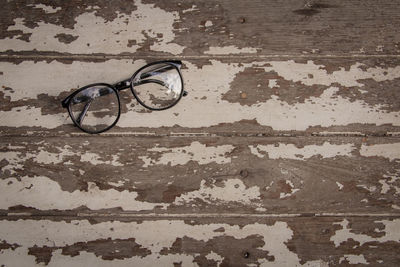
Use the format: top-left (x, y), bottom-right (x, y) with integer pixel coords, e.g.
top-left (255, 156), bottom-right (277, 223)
top-left (69, 85), bottom-right (119, 133)
top-left (132, 63), bottom-right (183, 110)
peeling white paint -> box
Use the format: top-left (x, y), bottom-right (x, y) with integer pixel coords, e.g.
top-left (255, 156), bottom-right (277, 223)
top-left (301, 260), bottom-right (330, 267)
top-left (379, 170), bottom-right (400, 195)
top-left (0, 59), bottom-right (146, 101)
top-left (280, 169), bottom-right (289, 175)
top-left (259, 60), bottom-right (400, 87)
top-left (0, 151), bottom-right (25, 175)
top-left (204, 45), bottom-right (258, 54)
top-left (379, 179), bottom-right (391, 194)
top-left (174, 178), bottom-right (261, 205)
top-left (249, 146), bottom-right (265, 158)
top-left (356, 184), bottom-right (376, 193)
top-left (280, 189), bottom-right (299, 199)
top-left (340, 254), bottom-right (368, 264)
top-left (1, 145), bottom-right (76, 174)
top-left (316, 131), bottom-right (365, 136)
top-left (249, 142), bottom-right (355, 160)
top-left (120, 69), bottom-right (400, 129)
top-left (280, 180), bottom-right (300, 199)
top-left (139, 141), bottom-right (234, 167)
top-left (205, 251), bottom-right (224, 265)
top-left (80, 152), bottom-right (123, 166)
top-left (0, 247), bottom-right (38, 267)
top-left (108, 180), bottom-right (125, 187)
top-left (5, 145), bottom-right (26, 149)
top-left (182, 5), bottom-right (198, 14)
top-left (0, 0), bottom-right (185, 55)
top-left (35, 147), bottom-right (76, 164)
top-left (86, 5), bottom-right (101, 10)
top-left (32, 4), bottom-right (61, 13)
top-left (331, 219), bottom-right (400, 247)
top-left (0, 176), bottom-right (166, 211)
top-left (376, 45), bottom-right (384, 52)
top-left (0, 219), bottom-right (307, 266)
top-left (265, 181), bottom-right (274, 191)
top-left (360, 143), bottom-right (400, 161)
top-left (59, 251), bottom-right (196, 267)
top-left (1, 60), bottom-right (400, 131)
top-left (268, 79), bottom-right (278, 88)
top-left (0, 106), bottom-right (66, 128)
top-left (336, 182), bottom-right (344, 190)
top-left (0, 245), bottom-right (198, 267)
top-left (204, 20), bottom-right (213, 27)
top-left (0, 144), bottom-right (125, 174)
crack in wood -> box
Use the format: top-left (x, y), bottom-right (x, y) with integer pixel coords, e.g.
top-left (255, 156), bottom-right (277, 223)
top-left (3, 52), bottom-right (400, 61)
top-left (3, 212), bottom-right (400, 219)
top-left (2, 131), bottom-right (400, 138)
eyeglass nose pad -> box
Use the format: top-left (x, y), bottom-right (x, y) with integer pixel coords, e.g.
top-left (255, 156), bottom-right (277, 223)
top-left (183, 91), bottom-right (188, 97)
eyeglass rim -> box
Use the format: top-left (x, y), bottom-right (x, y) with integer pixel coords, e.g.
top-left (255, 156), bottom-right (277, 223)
top-left (129, 60), bottom-right (185, 111)
top-left (66, 83), bottom-right (121, 134)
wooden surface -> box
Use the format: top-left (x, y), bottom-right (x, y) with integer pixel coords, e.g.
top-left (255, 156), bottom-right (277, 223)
top-left (1, 0), bottom-right (400, 266)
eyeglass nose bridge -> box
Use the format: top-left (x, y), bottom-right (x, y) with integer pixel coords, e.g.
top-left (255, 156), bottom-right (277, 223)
top-left (114, 80), bottom-right (131, 91)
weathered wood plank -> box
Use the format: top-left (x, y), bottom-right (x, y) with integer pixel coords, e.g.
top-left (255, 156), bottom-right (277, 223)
top-left (1, 0), bottom-right (400, 265)
top-left (1, 57), bottom-right (400, 135)
top-left (0, 217), bottom-right (399, 266)
top-left (1, 0), bottom-right (400, 56)
top-left (1, 136), bottom-right (399, 214)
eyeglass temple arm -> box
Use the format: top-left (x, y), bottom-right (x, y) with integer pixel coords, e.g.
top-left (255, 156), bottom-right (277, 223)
top-left (62, 87), bottom-right (114, 108)
top-left (113, 65), bottom-right (175, 91)
top-left (76, 99), bottom-right (92, 125)
top-left (114, 63), bottom-right (185, 87)
top-left (114, 78), bottom-right (187, 96)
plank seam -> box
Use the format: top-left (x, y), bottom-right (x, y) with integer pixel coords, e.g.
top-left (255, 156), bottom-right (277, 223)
top-left (2, 53), bottom-right (400, 61)
top-left (2, 212), bottom-right (400, 219)
top-left (1, 132), bottom-right (400, 138)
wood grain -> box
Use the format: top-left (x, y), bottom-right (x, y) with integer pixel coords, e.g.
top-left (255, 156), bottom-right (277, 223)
top-left (1, 0), bottom-right (400, 266)
top-left (1, 57), bottom-right (400, 135)
top-left (1, 0), bottom-right (400, 56)
top-left (1, 136), bottom-right (399, 214)
top-left (0, 217), bottom-right (399, 266)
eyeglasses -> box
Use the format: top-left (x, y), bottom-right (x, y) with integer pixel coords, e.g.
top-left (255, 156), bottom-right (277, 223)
top-left (61, 60), bottom-right (187, 134)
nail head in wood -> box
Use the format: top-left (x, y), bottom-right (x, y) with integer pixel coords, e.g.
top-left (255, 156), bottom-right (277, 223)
top-left (240, 169), bottom-right (249, 178)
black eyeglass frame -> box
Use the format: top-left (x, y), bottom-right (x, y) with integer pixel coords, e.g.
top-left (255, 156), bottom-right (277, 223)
top-left (61, 60), bottom-right (186, 134)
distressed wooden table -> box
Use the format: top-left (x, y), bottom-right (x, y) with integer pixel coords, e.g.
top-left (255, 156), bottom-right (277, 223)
top-left (1, 0), bottom-right (400, 266)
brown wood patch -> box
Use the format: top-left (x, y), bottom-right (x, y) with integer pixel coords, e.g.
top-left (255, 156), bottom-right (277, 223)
top-left (1, 0), bottom-right (400, 265)
top-left (1, 136), bottom-right (399, 214)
